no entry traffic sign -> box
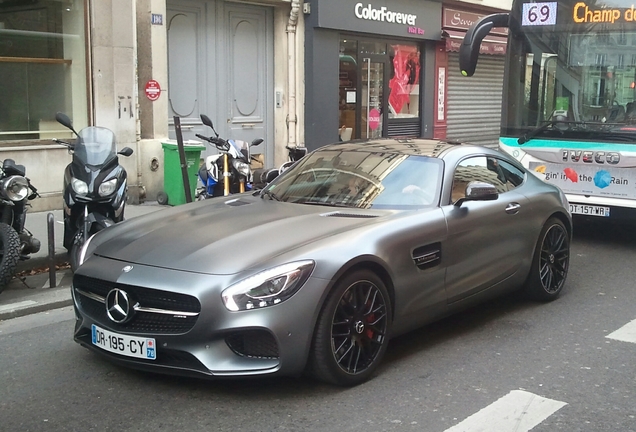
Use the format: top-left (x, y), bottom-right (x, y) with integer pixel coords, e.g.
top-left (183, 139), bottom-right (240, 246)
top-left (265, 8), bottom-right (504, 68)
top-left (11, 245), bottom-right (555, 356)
top-left (145, 80), bottom-right (162, 101)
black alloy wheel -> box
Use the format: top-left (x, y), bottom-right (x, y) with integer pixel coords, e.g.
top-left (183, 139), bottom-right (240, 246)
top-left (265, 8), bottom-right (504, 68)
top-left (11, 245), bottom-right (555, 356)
top-left (308, 270), bottom-right (392, 386)
top-left (524, 217), bottom-right (570, 301)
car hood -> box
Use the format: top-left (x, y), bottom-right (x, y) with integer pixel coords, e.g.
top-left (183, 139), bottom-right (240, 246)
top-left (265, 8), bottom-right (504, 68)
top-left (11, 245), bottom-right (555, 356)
top-left (92, 196), bottom-right (392, 275)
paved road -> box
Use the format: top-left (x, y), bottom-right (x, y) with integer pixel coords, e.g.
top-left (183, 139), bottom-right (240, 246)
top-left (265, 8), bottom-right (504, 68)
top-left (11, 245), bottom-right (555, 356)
top-left (1, 218), bottom-right (636, 431)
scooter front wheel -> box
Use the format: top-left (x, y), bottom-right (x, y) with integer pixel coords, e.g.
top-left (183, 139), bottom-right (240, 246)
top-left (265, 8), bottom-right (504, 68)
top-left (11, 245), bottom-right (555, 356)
top-left (0, 223), bottom-right (21, 292)
top-left (69, 236), bottom-right (85, 273)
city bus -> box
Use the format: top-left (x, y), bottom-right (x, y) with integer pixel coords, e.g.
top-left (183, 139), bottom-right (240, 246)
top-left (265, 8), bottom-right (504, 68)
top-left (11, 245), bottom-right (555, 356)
top-left (460, 1), bottom-right (636, 220)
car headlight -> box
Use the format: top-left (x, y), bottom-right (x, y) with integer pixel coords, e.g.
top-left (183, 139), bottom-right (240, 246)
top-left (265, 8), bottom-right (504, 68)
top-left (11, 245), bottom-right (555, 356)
top-left (99, 178), bottom-right (117, 196)
top-left (222, 260), bottom-right (315, 311)
top-left (1, 175), bottom-right (28, 201)
top-left (232, 159), bottom-right (250, 177)
top-left (71, 178), bottom-right (89, 195)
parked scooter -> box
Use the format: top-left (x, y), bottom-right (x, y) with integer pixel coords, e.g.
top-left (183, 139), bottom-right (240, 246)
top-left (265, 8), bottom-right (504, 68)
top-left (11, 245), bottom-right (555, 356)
top-left (54, 112), bottom-right (133, 271)
top-left (195, 114), bottom-right (263, 198)
top-left (252, 145), bottom-right (307, 189)
top-left (0, 160), bottom-right (40, 292)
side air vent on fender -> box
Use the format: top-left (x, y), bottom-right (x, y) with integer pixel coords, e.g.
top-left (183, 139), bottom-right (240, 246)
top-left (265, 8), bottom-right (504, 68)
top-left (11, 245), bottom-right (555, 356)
top-left (412, 242), bottom-right (441, 270)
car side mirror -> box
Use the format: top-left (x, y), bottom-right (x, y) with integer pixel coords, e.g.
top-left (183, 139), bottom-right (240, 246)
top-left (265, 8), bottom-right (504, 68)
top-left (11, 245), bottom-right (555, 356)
top-left (454, 181), bottom-right (498, 206)
top-left (118, 147), bottom-right (134, 157)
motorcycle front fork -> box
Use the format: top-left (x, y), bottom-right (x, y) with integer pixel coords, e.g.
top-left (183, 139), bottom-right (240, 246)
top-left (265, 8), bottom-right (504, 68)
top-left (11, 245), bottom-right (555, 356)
top-left (222, 154), bottom-right (246, 195)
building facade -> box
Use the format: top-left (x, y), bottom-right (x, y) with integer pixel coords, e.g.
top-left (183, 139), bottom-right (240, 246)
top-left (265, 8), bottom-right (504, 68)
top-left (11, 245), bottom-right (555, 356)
top-left (438, 0), bottom-right (511, 148)
top-left (0, 0), bottom-right (511, 212)
top-left (0, 0), bottom-right (301, 211)
top-left (304, 0), bottom-right (443, 150)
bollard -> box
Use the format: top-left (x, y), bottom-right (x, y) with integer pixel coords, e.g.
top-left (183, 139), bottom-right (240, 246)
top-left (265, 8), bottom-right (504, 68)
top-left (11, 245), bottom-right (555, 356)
top-left (47, 212), bottom-right (56, 288)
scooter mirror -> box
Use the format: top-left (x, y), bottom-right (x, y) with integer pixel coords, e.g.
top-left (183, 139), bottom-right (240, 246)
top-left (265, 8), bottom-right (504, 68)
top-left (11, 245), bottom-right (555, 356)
top-left (55, 112), bottom-right (74, 130)
top-left (251, 138), bottom-right (264, 147)
top-left (200, 114), bottom-right (214, 128)
top-left (118, 147), bottom-right (134, 157)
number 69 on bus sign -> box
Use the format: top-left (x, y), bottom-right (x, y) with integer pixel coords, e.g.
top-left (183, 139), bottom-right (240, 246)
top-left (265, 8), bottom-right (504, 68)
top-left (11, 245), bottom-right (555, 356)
top-left (522, 2), bottom-right (557, 26)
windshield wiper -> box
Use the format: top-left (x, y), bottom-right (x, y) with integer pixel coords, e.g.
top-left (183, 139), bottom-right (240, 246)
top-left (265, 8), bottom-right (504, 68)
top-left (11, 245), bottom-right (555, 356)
top-left (260, 189), bottom-right (281, 201)
top-left (518, 120), bottom-right (565, 144)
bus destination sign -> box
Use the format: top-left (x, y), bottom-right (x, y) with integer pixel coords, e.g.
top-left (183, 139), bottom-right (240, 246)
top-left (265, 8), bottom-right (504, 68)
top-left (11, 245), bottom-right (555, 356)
top-left (522, 2), bottom-right (557, 26)
top-left (523, 2), bottom-right (636, 27)
top-left (572, 2), bottom-right (636, 24)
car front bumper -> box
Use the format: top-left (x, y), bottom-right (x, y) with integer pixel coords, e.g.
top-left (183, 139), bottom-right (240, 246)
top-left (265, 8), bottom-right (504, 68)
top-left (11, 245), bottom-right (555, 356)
top-left (72, 256), bottom-right (328, 379)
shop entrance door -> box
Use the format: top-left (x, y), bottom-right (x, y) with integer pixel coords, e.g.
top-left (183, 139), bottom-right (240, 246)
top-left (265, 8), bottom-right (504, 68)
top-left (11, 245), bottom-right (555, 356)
top-left (339, 39), bottom-right (389, 141)
top-left (361, 59), bottom-right (384, 139)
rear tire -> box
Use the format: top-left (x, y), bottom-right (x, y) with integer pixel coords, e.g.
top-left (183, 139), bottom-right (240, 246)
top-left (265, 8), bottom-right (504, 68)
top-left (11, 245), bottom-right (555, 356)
top-left (523, 217), bottom-right (570, 301)
top-left (0, 223), bottom-right (21, 292)
top-left (307, 270), bottom-right (392, 386)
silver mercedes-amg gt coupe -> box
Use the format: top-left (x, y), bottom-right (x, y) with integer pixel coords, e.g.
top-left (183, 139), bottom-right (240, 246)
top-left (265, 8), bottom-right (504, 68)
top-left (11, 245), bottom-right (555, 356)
top-left (72, 139), bottom-right (571, 386)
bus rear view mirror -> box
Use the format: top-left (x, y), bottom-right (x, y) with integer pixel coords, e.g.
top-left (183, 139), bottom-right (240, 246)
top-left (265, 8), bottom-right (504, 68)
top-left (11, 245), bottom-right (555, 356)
top-left (459, 13), bottom-right (510, 77)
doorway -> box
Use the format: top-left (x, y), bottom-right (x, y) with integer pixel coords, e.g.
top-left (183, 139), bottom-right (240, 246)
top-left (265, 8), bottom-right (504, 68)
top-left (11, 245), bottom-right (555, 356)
top-left (167, 0), bottom-right (274, 164)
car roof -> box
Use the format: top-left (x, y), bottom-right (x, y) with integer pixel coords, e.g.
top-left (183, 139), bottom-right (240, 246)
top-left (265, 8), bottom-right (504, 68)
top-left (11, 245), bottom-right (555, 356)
top-left (319, 138), bottom-right (483, 159)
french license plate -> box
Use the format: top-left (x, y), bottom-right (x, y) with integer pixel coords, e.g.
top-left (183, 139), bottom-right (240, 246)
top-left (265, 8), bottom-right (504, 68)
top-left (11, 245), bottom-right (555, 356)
top-left (569, 204), bottom-right (610, 217)
top-left (91, 324), bottom-right (156, 360)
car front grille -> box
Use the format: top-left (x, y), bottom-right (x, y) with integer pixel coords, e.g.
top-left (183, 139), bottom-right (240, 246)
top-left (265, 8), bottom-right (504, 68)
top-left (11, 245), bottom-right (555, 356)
top-left (225, 330), bottom-right (279, 359)
top-left (74, 274), bottom-right (201, 335)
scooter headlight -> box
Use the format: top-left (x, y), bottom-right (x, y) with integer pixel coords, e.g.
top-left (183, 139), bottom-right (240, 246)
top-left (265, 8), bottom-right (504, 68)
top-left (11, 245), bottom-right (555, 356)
top-left (221, 260), bottom-right (314, 311)
top-left (71, 178), bottom-right (89, 195)
top-left (232, 159), bottom-right (250, 177)
top-left (99, 178), bottom-right (117, 196)
top-left (1, 175), bottom-right (28, 201)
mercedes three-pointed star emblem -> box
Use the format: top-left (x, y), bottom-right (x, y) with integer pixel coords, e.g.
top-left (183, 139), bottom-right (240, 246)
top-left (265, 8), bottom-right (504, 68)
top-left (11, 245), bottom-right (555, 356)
top-left (105, 288), bottom-right (132, 323)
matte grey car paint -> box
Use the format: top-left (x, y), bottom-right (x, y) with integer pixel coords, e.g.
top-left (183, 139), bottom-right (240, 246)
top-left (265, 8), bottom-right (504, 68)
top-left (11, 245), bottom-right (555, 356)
top-left (72, 139), bottom-right (572, 379)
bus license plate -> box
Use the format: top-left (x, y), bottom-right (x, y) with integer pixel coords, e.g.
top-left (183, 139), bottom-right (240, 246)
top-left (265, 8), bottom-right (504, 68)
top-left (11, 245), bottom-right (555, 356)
top-left (91, 324), bottom-right (156, 360)
top-left (569, 204), bottom-right (610, 217)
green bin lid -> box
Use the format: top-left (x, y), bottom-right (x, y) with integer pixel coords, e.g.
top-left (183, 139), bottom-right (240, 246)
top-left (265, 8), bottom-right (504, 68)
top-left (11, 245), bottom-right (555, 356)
top-left (162, 139), bottom-right (206, 150)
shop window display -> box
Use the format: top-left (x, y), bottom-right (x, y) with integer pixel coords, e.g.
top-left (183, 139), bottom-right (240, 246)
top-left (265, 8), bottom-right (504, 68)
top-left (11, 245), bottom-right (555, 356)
top-left (389, 44), bottom-right (420, 119)
top-left (0, 0), bottom-right (88, 141)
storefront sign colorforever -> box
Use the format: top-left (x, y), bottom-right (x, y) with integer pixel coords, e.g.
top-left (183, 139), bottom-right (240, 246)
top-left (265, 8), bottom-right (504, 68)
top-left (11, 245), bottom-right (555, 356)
top-left (354, 3), bottom-right (417, 26)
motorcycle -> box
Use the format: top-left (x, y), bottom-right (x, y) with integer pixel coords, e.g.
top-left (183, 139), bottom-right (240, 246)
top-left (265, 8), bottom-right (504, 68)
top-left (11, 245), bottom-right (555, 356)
top-left (195, 114), bottom-right (263, 198)
top-left (252, 145), bottom-right (307, 189)
top-left (54, 112), bottom-right (133, 271)
top-left (0, 159), bottom-right (40, 292)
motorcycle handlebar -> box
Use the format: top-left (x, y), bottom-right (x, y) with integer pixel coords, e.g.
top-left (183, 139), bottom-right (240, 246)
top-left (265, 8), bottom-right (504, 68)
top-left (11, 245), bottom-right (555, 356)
top-left (196, 134), bottom-right (229, 152)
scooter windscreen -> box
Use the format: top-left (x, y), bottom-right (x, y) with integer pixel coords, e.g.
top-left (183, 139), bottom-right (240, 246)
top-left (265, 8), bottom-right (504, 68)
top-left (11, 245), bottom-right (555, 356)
top-left (74, 126), bottom-right (117, 167)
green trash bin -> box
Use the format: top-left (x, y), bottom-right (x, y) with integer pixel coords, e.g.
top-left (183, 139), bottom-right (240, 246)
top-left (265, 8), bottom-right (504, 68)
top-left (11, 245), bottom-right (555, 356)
top-left (160, 140), bottom-right (206, 206)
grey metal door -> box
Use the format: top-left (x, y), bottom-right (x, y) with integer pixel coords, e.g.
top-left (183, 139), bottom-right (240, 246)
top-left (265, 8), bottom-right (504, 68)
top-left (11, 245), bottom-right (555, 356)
top-left (167, 1), bottom-right (207, 142)
top-left (167, 0), bottom-right (273, 164)
top-left (222, 3), bottom-right (273, 164)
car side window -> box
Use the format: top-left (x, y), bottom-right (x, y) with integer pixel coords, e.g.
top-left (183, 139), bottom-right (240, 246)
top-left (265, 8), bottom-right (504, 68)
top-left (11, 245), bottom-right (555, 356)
top-left (494, 158), bottom-right (525, 189)
top-left (451, 156), bottom-right (522, 203)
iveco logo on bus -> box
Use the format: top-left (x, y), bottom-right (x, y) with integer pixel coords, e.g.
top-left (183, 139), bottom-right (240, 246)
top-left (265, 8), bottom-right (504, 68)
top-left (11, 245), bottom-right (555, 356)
top-left (562, 150), bottom-right (620, 164)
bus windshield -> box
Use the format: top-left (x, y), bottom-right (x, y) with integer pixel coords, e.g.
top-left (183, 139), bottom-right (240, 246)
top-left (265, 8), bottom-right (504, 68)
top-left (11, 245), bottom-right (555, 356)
top-left (504, 1), bottom-right (636, 141)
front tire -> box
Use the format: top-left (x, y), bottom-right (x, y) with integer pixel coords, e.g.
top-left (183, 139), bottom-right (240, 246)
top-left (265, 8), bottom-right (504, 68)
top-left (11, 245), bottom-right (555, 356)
top-left (523, 217), bottom-right (570, 301)
top-left (0, 223), bottom-right (21, 292)
top-left (307, 270), bottom-right (392, 386)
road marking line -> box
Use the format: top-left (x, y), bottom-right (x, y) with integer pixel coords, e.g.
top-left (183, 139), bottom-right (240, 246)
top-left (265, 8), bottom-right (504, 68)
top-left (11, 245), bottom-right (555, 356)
top-left (606, 318), bottom-right (636, 343)
top-left (0, 300), bottom-right (37, 313)
top-left (444, 390), bottom-right (567, 432)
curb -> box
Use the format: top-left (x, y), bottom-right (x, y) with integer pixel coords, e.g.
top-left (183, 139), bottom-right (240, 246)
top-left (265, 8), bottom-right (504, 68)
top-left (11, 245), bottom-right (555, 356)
top-left (0, 286), bottom-right (72, 321)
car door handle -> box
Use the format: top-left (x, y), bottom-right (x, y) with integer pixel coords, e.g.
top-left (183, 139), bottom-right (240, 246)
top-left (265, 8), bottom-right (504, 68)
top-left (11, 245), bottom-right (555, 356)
top-left (505, 202), bottom-right (521, 214)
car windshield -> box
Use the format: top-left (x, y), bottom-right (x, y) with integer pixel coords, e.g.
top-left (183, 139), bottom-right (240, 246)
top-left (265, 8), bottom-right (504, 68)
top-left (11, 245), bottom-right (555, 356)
top-left (74, 126), bottom-right (117, 167)
top-left (263, 149), bottom-right (443, 209)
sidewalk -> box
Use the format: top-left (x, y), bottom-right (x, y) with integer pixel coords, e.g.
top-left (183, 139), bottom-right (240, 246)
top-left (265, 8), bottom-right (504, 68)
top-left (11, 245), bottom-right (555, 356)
top-left (0, 201), bottom-right (168, 321)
